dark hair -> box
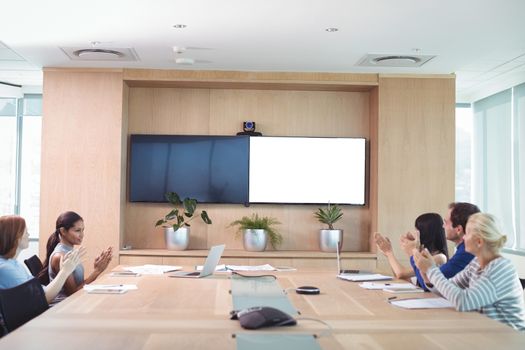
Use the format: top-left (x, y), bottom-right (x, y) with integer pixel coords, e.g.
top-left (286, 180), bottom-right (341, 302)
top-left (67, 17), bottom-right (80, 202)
top-left (449, 202), bottom-right (481, 232)
top-left (416, 213), bottom-right (448, 259)
top-left (39, 211), bottom-right (83, 282)
top-left (0, 215), bottom-right (26, 259)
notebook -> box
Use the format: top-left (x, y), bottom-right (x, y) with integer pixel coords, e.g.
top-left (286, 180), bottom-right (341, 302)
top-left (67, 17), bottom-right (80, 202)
top-left (336, 239), bottom-right (392, 282)
top-left (169, 244), bottom-right (225, 278)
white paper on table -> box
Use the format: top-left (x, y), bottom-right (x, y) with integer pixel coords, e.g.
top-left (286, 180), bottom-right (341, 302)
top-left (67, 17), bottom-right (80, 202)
top-left (226, 264), bottom-right (276, 271)
top-left (124, 264), bottom-right (182, 275)
top-left (338, 273), bottom-right (392, 282)
top-left (195, 264), bottom-right (276, 272)
top-left (382, 287), bottom-right (424, 294)
top-left (195, 264), bottom-right (227, 272)
top-left (389, 297), bottom-right (454, 309)
top-left (359, 282), bottom-right (417, 290)
top-left (83, 284), bottom-right (138, 293)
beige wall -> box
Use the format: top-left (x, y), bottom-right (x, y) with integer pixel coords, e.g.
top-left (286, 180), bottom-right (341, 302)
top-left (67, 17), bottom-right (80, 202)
top-left (375, 76), bottom-right (455, 273)
top-left (40, 69), bottom-right (125, 273)
top-left (39, 69), bottom-right (455, 273)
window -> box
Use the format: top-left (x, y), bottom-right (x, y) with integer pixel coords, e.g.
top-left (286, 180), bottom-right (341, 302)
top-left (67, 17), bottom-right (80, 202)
top-left (0, 94), bottom-right (42, 261)
top-left (455, 104), bottom-right (473, 202)
top-left (0, 98), bottom-right (17, 216)
top-left (471, 83), bottom-right (525, 253)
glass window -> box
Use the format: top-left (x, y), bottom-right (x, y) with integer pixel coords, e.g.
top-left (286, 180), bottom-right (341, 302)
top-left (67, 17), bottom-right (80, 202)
top-left (0, 98), bottom-right (17, 215)
top-left (455, 105), bottom-right (473, 202)
top-left (472, 84), bottom-right (525, 252)
top-left (19, 115), bottom-right (42, 238)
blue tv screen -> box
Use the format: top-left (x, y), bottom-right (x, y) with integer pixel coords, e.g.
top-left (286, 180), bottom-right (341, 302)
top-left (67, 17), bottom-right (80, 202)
top-left (129, 135), bottom-right (249, 204)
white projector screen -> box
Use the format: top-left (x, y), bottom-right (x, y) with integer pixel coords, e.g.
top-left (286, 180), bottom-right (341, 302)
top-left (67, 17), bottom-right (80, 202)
top-left (249, 137), bottom-right (366, 205)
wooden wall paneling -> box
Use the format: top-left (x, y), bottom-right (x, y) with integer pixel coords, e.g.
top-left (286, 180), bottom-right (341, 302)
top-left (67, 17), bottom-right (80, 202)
top-left (375, 76), bottom-right (455, 273)
top-left (119, 255), bottom-right (162, 266)
top-left (127, 87), bottom-right (211, 135)
top-left (125, 87), bottom-right (372, 253)
top-left (40, 69), bottom-right (125, 275)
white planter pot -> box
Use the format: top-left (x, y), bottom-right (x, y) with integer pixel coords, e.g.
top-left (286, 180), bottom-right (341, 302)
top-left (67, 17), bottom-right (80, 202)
top-left (164, 227), bottom-right (190, 250)
top-left (243, 229), bottom-right (268, 252)
top-left (319, 229), bottom-right (343, 252)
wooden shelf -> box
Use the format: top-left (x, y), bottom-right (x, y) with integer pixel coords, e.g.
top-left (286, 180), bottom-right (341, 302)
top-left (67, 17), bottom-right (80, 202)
top-left (118, 249), bottom-right (377, 270)
top-left (119, 249), bottom-right (376, 259)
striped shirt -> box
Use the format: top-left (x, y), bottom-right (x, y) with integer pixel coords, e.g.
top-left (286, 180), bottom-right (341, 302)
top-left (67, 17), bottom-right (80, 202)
top-left (427, 256), bottom-right (525, 331)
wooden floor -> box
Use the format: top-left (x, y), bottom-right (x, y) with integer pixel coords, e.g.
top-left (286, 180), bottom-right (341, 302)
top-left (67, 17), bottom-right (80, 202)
top-left (1, 267), bottom-right (524, 349)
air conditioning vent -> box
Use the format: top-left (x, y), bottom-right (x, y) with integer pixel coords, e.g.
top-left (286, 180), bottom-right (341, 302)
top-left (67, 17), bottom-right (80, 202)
top-left (60, 47), bottom-right (139, 61)
top-left (357, 54), bottom-right (435, 67)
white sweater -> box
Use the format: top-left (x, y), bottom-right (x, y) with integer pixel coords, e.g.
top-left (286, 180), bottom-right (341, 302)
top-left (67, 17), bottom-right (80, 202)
top-left (427, 256), bottom-right (525, 331)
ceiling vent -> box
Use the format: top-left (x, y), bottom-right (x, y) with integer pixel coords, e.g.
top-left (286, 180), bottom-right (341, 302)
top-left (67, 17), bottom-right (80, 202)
top-left (61, 47), bottom-right (139, 61)
top-left (357, 54), bottom-right (435, 67)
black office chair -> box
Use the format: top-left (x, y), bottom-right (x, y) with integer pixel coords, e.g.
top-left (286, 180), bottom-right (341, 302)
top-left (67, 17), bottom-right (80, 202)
top-left (0, 278), bottom-right (49, 334)
top-left (24, 255), bottom-right (49, 285)
top-left (520, 278), bottom-right (525, 290)
top-left (24, 255), bottom-right (43, 277)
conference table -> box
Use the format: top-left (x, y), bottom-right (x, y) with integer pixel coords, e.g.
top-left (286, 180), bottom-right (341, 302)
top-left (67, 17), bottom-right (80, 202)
top-left (1, 267), bottom-right (524, 349)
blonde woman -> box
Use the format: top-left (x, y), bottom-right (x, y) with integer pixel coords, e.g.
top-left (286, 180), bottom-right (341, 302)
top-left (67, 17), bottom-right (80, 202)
top-left (414, 213), bottom-right (525, 331)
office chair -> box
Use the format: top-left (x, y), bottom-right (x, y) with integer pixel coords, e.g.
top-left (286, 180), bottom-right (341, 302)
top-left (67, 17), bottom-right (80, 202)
top-left (24, 255), bottom-right (44, 277)
top-left (0, 277), bottom-right (49, 333)
top-left (520, 278), bottom-right (525, 290)
top-left (23, 255), bottom-right (49, 285)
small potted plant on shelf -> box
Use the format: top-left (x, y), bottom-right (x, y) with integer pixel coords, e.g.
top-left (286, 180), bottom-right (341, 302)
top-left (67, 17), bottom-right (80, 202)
top-left (314, 203), bottom-right (343, 252)
top-left (228, 214), bottom-right (282, 252)
top-left (155, 192), bottom-right (212, 250)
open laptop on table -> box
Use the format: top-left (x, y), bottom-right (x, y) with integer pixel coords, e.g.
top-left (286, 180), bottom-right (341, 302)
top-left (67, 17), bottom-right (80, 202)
top-left (169, 244), bottom-right (225, 278)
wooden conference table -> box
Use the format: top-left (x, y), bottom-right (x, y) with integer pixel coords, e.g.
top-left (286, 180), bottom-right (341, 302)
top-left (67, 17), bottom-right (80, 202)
top-left (1, 267), bottom-right (524, 350)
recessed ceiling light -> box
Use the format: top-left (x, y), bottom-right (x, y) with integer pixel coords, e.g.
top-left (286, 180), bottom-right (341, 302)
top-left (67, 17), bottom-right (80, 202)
top-left (173, 24), bottom-right (187, 29)
top-left (325, 27), bottom-right (339, 32)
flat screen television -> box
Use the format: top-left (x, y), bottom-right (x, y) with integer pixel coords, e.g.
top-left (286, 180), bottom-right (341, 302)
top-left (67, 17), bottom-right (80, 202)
top-left (249, 137), bottom-right (366, 205)
top-left (129, 135), bottom-right (249, 204)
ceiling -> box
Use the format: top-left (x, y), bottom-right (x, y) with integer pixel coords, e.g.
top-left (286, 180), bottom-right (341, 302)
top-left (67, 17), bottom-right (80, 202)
top-left (1, 0), bottom-right (525, 102)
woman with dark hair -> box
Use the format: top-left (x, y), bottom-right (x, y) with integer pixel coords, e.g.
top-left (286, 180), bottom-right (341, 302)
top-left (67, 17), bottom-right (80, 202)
top-left (0, 215), bottom-right (84, 303)
top-left (374, 212), bottom-right (448, 281)
top-left (42, 211), bottom-right (112, 300)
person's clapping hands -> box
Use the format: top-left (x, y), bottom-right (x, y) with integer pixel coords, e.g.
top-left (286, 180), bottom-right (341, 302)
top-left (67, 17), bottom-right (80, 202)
top-left (413, 248), bottom-right (436, 274)
top-left (374, 232), bottom-right (393, 256)
top-left (94, 247), bottom-right (113, 273)
top-left (399, 230), bottom-right (421, 257)
top-left (60, 246), bottom-right (86, 275)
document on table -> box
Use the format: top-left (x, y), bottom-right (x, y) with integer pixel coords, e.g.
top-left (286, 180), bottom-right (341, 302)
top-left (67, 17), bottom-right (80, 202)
top-left (195, 264), bottom-right (277, 272)
top-left (124, 264), bottom-right (182, 275)
top-left (338, 273), bottom-right (393, 282)
top-left (389, 297), bottom-right (454, 309)
top-left (359, 282), bottom-right (419, 290)
top-left (83, 284), bottom-right (138, 294)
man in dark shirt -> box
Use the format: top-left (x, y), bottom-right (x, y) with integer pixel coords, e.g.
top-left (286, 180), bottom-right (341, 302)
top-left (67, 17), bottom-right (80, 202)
top-left (407, 202), bottom-right (480, 290)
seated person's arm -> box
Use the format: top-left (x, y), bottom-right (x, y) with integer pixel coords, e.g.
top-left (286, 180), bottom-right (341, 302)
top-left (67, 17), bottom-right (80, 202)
top-left (375, 232), bottom-right (414, 280)
top-left (43, 249), bottom-right (84, 302)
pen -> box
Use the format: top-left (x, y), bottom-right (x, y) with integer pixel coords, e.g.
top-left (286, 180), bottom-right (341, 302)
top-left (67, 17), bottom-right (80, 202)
top-left (388, 296), bottom-right (397, 300)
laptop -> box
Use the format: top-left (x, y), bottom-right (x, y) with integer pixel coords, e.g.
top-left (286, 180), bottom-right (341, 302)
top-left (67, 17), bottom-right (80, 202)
top-left (169, 244), bottom-right (225, 278)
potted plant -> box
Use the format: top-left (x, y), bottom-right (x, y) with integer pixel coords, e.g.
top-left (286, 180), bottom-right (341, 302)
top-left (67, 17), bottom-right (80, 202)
top-left (155, 192), bottom-right (212, 250)
top-left (228, 214), bottom-right (282, 252)
top-left (314, 203), bottom-right (343, 252)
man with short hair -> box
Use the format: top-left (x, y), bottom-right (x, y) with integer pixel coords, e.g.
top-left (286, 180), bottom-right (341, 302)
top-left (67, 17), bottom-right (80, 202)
top-left (406, 202), bottom-right (480, 290)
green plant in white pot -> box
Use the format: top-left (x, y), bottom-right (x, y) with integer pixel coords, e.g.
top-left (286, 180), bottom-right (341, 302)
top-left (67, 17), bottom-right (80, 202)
top-left (228, 214), bottom-right (282, 252)
top-left (314, 203), bottom-right (343, 252)
top-left (155, 192), bottom-right (212, 250)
